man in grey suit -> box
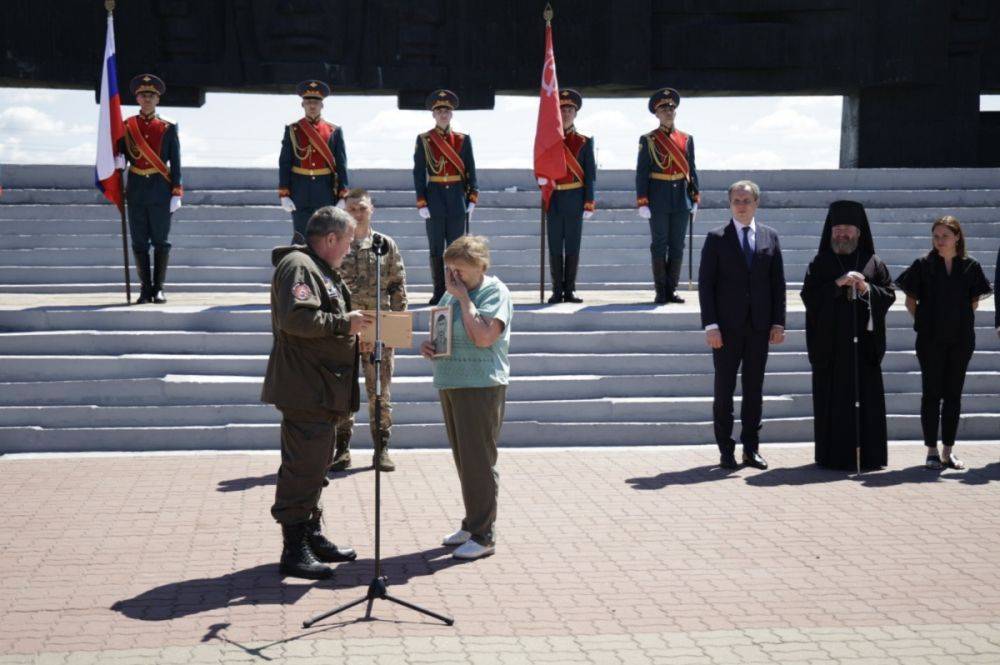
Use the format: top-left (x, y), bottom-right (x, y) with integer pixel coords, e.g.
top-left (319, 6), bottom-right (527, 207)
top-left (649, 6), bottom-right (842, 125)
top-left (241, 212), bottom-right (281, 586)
top-left (698, 180), bottom-right (787, 470)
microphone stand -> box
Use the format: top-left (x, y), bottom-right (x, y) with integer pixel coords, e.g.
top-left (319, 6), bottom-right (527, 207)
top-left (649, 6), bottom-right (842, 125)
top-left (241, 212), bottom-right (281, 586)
top-left (303, 232), bottom-right (453, 628)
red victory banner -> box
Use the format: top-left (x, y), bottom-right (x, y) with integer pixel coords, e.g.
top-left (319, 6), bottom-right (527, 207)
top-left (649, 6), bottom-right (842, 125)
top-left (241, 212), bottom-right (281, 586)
top-left (533, 5), bottom-right (567, 210)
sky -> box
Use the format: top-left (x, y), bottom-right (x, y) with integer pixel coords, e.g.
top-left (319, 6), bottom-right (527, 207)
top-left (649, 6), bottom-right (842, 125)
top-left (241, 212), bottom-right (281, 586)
top-left (2, 88), bottom-right (1000, 171)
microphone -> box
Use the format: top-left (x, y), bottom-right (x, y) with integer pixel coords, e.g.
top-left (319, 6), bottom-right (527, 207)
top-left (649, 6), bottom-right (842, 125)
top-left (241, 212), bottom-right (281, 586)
top-left (371, 232), bottom-right (389, 255)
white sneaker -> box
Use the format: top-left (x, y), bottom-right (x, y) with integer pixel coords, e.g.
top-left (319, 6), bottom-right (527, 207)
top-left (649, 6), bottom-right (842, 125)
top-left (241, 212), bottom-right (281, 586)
top-left (441, 529), bottom-right (472, 546)
top-left (452, 540), bottom-right (495, 560)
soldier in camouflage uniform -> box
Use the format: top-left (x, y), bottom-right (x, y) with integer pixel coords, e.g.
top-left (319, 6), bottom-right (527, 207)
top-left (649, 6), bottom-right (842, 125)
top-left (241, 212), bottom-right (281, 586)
top-left (333, 188), bottom-right (408, 472)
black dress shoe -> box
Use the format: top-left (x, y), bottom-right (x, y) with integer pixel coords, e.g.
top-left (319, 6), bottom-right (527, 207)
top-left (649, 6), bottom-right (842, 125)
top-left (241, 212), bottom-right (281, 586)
top-left (743, 451), bottom-right (768, 470)
top-left (665, 292), bottom-right (685, 304)
top-left (720, 452), bottom-right (739, 470)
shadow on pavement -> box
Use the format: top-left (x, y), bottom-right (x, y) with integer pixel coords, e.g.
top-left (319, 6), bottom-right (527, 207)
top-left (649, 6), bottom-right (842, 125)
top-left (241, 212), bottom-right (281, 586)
top-left (743, 463), bottom-right (853, 487)
top-left (626, 464), bottom-right (739, 489)
top-left (217, 465), bottom-right (373, 492)
top-left (111, 546), bottom-right (465, 622)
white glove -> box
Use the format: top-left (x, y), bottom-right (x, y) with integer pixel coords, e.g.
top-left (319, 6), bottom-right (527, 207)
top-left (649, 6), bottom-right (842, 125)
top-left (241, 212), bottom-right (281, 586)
top-left (418, 206), bottom-right (431, 219)
top-left (638, 205), bottom-right (652, 219)
top-left (114, 154), bottom-right (126, 171)
top-left (280, 196), bottom-right (296, 213)
top-left (537, 177), bottom-right (548, 186)
top-left (466, 202), bottom-right (476, 216)
top-left (335, 199), bottom-right (346, 209)
top-left (583, 210), bottom-right (594, 220)
top-left (691, 203), bottom-right (699, 215)
top-left (169, 196), bottom-right (182, 213)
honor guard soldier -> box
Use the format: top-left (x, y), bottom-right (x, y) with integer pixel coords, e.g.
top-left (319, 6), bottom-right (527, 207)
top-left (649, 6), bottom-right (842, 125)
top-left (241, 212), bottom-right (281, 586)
top-left (118, 74), bottom-right (182, 304)
top-left (262, 206), bottom-right (373, 579)
top-left (413, 89), bottom-right (479, 305)
top-left (537, 89), bottom-right (595, 303)
top-left (332, 188), bottom-right (408, 473)
top-left (278, 80), bottom-right (350, 242)
top-left (636, 87), bottom-right (700, 304)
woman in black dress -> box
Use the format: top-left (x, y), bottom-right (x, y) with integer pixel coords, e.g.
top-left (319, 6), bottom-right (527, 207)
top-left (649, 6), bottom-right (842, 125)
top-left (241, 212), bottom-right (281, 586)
top-left (896, 216), bottom-right (993, 470)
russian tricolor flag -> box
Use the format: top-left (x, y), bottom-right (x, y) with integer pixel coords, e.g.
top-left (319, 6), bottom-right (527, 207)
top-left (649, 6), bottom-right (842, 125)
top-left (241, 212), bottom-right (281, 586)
top-left (95, 11), bottom-right (125, 211)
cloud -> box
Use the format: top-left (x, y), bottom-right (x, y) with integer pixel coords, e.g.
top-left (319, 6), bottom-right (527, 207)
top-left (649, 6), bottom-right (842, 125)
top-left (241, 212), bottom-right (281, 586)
top-left (496, 96), bottom-right (539, 113)
top-left (0, 106), bottom-right (92, 136)
top-left (748, 105), bottom-right (840, 142)
top-left (577, 110), bottom-right (642, 136)
top-left (0, 89), bottom-right (60, 105)
top-left (357, 109), bottom-right (429, 140)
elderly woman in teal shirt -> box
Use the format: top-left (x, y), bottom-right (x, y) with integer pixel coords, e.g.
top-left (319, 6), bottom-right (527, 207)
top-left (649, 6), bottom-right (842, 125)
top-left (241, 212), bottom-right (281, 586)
top-left (420, 235), bottom-right (512, 560)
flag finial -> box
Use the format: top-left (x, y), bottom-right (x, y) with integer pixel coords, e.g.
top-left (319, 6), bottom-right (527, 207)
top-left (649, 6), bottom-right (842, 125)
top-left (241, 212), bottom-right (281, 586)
top-left (105, 0), bottom-right (116, 13)
top-left (543, 4), bottom-right (553, 25)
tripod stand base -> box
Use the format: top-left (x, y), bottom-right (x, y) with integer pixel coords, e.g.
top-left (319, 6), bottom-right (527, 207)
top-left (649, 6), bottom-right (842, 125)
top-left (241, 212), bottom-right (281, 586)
top-left (302, 576), bottom-right (454, 628)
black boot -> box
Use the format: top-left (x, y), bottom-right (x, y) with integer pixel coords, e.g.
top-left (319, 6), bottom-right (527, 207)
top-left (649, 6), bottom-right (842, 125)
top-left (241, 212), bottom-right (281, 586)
top-left (652, 254), bottom-right (668, 304)
top-left (279, 522), bottom-right (335, 579)
top-left (305, 510), bottom-right (357, 563)
top-left (428, 257), bottom-right (446, 305)
top-left (133, 250), bottom-right (153, 304)
top-left (547, 254), bottom-right (564, 304)
top-left (563, 254), bottom-right (583, 303)
top-left (664, 257), bottom-right (685, 304)
top-left (329, 430), bottom-right (351, 471)
top-left (152, 246), bottom-right (170, 304)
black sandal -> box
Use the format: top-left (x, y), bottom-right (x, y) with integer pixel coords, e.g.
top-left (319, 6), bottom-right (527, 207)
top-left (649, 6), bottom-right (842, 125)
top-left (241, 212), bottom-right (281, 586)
top-left (925, 455), bottom-right (943, 470)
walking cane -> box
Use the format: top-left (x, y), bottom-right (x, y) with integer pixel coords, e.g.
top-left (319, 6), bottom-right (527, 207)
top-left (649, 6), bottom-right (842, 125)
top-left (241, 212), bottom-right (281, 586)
top-left (851, 280), bottom-right (862, 475)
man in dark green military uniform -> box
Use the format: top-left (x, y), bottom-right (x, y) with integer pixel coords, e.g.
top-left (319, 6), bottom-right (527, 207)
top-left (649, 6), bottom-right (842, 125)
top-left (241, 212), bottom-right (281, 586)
top-left (413, 89), bottom-right (478, 304)
top-left (262, 206), bottom-right (373, 580)
top-left (332, 188), bottom-right (408, 473)
top-left (278, 80), bottom-right (350, 242)
top-left (118, 74), bottom-right (182, 304)
top-left (636, 87), bottom-right (700, 304)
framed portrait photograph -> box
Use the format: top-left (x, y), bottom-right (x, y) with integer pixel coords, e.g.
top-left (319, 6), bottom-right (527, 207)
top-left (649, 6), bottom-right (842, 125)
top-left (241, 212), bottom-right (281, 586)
top-left (430, 306), bottom-right (452, 358)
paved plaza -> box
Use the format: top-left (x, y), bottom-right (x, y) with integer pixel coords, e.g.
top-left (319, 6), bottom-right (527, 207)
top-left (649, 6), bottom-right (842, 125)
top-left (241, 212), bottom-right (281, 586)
top-left (1, 443), bottom-right (999, 664)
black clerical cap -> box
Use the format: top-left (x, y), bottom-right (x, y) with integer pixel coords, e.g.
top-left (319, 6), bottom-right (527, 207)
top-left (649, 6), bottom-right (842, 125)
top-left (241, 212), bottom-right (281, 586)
top-left (820, 200), bottom-right (875, 255)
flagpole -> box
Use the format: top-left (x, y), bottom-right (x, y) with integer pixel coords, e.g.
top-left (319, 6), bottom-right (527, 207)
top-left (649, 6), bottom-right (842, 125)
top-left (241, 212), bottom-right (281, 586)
top-left (105, 0), bottom-right (131, 304)
top-left (539, 3), bottom-right (554, 305)
top-left (540, 202), bottom-right (546, 304)
top-left (119, 202), bottom-right (132, 304)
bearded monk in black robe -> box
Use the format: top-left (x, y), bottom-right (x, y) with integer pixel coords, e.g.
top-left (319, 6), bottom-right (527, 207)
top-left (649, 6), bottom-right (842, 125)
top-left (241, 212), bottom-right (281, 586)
top-left (801, 201), bottom-right (895, 471)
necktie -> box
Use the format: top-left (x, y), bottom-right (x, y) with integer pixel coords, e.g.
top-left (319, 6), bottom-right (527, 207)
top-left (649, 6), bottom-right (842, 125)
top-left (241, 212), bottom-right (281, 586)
top-left (741, 226), bottom-right (753, 268)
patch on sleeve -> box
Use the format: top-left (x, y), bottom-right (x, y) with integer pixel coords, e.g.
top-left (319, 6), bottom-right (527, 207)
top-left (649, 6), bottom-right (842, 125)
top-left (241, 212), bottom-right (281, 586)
top-left (291, 281), bottom-right (313, 301)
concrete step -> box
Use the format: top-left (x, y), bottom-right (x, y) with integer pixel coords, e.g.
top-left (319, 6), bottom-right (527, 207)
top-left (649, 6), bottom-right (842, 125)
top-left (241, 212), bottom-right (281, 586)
top-left (11, 326), bottom-right (998, 355)
top-left (2, 371), bottom-right (998, 407)
top-left (2, 350), bottom-right (998, 382)
top-left (3, 392), bottom-right (998, 428)
top-left (1, 305), bottom-right (994, 334)
top-left (6, 186), bottom-right (1000, 209)
top-left (0, 231), bottom-right (974, 252)
top-left (2, 246), bottom-right (994, 270)
top-left (3, 206), bottom-right (999, 235)
top-left (2, 413), bottom-right (998, 452)
top-left (6, 165), bottom-right (1000, 192)
top-left (0, 262), bottom-right (952, 286)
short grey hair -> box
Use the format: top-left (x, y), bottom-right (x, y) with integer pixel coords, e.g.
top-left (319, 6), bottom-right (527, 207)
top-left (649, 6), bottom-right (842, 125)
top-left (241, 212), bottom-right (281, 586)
top-left (305, 205), bottom-right (354, 239)
top-left (728, 180), bottom-right (760, 202)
